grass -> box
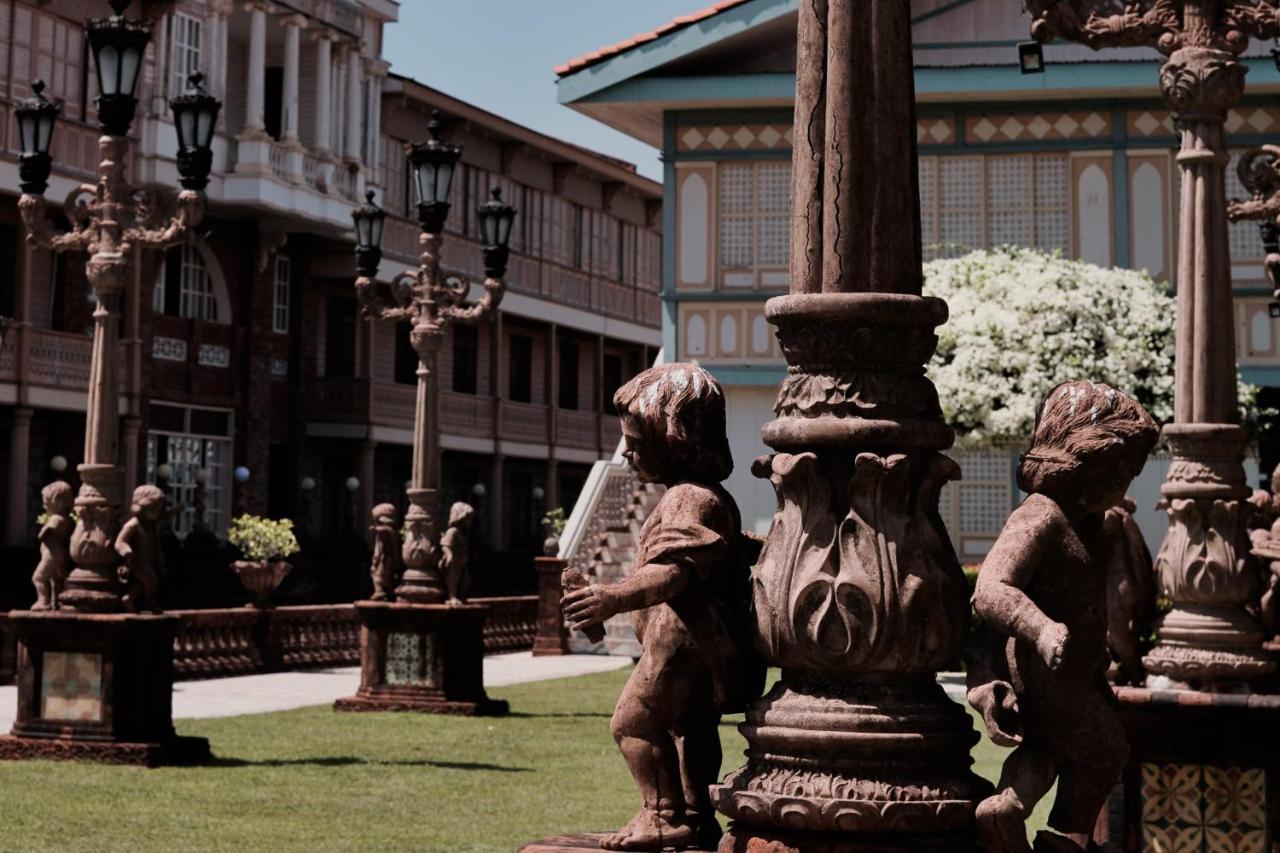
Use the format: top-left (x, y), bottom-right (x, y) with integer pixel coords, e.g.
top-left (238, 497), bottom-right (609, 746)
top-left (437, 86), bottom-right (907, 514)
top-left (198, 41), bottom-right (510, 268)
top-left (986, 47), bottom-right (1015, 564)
top-left (0, 668), bottom-right (1048, 852)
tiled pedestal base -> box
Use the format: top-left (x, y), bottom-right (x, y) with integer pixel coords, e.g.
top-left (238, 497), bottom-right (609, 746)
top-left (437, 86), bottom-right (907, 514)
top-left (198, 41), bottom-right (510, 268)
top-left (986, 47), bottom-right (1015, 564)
top-left (520, 835), bottom-right (714, 852)
top-left (0, 610), bottom-right (210, 767)
top-left (333, 601), bottom-right (508, 716)
top-left (1109, 686), bottom-right (1280, 852)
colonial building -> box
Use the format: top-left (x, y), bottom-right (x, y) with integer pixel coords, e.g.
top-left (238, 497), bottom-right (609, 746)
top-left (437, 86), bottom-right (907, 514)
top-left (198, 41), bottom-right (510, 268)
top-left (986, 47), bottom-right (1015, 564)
top-left (555, 0), bottom-right (1279, 561)
top-left (1, 0), bottom-right (661, 600)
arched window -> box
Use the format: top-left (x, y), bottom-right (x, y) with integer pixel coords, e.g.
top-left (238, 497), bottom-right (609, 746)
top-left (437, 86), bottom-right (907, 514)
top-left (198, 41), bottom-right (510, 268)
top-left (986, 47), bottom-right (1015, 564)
top-left (154, 242), bottom-right (226, 322)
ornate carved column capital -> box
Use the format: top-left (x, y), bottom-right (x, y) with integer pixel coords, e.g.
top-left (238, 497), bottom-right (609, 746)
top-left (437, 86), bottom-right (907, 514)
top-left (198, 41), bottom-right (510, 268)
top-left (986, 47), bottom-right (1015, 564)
top-left (1158, 47), bottom-right (1247, 118)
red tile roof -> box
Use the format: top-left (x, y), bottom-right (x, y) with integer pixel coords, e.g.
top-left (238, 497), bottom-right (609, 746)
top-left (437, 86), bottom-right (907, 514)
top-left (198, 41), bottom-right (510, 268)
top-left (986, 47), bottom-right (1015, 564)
top-left (554, 0), bottom-right (753, 77)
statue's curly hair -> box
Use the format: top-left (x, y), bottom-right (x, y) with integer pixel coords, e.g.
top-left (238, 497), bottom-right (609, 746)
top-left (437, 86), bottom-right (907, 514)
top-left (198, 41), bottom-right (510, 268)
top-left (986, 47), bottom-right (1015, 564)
top-left (612, 363), bottom-right (732, 484)
top-left (448, 501), bottom-right (474, 526)
top-left (371, 503), bottom-right (398, 523)
top-left (1017, 380), bottom-right (1159, 497)
top-left (41, 480), bottom-right (73, 512)
top-left (131, 484), bottom-right (167, 511)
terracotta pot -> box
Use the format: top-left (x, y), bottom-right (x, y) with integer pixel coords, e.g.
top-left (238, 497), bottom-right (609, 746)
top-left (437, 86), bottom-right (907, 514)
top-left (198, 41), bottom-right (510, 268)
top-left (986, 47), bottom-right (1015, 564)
top-left (232, 559), bottom-right (293, 609)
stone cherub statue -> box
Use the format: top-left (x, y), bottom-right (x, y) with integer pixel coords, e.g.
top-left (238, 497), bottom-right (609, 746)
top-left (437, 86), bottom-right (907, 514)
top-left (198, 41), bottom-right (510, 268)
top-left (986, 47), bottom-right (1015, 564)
top-left (369, 502), bottom-right (403, 601)
top-left (442, 501), bottom-right (474, 605)
top-left (31, 480), bottom-right (75, 611)
top-left (967, 381), bottom-right (1158, 853)
top-left (562, 363), bottom-right (765, 851)
top-left (1103, 496), bottom-right (1156, 686)
top-left (116, 484), bottom-right (169, 614)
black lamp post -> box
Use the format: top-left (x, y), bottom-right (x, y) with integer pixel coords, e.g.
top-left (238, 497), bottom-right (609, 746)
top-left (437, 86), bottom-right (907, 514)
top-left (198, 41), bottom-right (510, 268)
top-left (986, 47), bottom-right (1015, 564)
top-left (86, 0), bottom-right (152, 137)
top-left (170, 71), bottom-right (221, 191)
top-left (352, 190), bottom-right (386, 278)
top-left (15, 80), bottom-right (62, 195)
top-left (407, 110), bottom-right (462, 234)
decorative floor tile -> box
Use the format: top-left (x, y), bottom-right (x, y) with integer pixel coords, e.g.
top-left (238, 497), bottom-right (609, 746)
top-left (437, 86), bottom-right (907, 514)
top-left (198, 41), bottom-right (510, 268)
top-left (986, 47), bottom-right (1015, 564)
top-left (1139, 762), bottom-right (1270, 852)
top-left (1142, 763), bottom-right (1202, 825)
top-left (384, 632), bottom-right (440, 687)
top-left (1204, 766), bottom-right (1266, 829)
top-left (39, 651), bottom-right (103, 722)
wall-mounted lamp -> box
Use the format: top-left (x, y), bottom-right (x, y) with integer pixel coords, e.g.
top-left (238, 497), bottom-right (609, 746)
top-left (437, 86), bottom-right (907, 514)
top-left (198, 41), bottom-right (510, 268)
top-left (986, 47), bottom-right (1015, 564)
top-left (1017, 41), bottom-right (1045, 74)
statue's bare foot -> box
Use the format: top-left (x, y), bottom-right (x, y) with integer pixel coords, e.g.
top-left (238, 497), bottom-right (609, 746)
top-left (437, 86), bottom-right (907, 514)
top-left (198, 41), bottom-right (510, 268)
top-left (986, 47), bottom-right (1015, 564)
top-left (600, 808), bottom-right (695, 850)
top-left (976, 790), bottom-right (1032, 853)
top-left (30, 602), bottom-right (49, 612)
top-left (371, 592), bottom-right (389, 602)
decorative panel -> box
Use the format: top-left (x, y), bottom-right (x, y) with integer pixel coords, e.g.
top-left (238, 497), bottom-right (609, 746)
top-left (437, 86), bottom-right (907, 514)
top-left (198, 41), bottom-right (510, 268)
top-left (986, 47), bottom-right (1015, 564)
top-left (678, 123), bottom-right (794, 152)
top-left (677, 164), bottom-right (714, 290)
top-left (384, 631), bottom-right (440, 687)
top-left (1074, 157), bottom-right (1113, 268)
top-left (1140, 763), bottom-right (1268, 853)
top-left (1130, 156), bottom-right (1170, 281)
top-left (197, 344), bottom-right (231, 368)
top-left (679, 302), bottom-right (782, 364)
top-left (1226, 151), bottom-right (1265, 262)
top-left (1237, 298), bottom-right (1280, 362)
top-left (966, 110), bottom-right (1110, 143)
top-left (39, 651), bottom-right (103, 722)
top-left (717, 162), bottom-right (790, 289)
top-left (153, 336), bottom-right (188, 362)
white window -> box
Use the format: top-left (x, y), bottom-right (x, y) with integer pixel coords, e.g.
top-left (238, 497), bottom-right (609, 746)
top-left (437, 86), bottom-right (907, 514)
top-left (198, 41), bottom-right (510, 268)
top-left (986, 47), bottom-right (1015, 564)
top-left (717, 161), bottom-right (791, 285)
top-left (273, 255), bottom-right (291, 334)
top-left (154, 243), bottom-right (218, 321)
top-left (169, 12), bottom-right (203, 98)
top-left (919, 153), bottom-right (1070, 260)
top-left (146, 403), bottom-right (234, 538)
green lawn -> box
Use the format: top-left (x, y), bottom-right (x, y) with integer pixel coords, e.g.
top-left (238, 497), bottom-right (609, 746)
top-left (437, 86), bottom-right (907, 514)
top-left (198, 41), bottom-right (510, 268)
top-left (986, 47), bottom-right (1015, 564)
top-left (0, 668), bottom-right (1047, 852)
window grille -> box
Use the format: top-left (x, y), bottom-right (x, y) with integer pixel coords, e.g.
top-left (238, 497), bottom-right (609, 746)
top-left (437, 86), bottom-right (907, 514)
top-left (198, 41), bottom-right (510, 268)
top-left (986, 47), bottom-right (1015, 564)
top-left (273, 255), bottom-right (291, 334)
top-left (717, 162), bottom-right (791, 279)
top-left (146, 404), bottom-right (234, 538)
top-left (154, 243), bottom-right (218, 322)
top-left (1226, 151), bottom-right (1265, 261)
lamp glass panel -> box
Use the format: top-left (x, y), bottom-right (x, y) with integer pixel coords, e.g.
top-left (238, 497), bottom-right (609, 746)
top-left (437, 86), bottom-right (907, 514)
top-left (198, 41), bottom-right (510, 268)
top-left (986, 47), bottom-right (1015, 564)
top-left (498, 213), bottom-right (513, 245)
top-left (414, 161), bottom-right (436, 205)
top-left (177, 108), bottom-right (196, 149)
top-left (38, 114), bottom-right (54, 152)
top-left (120, 45), bottom-right (143, 96)
top-left (197, 107), bottom-right (216, 147)
top-left (370, 216), bottom-right (383, 246)
top-left (481, 211), bottom-right (497, 245)
top-left (17, 112), bottom-right (35, 153)
top-left (97, 45), bottom-right (120, 95)
top-left (436, 161), bottom-right (455, 203)
top-left (355, 215), bottom-right (371, 246)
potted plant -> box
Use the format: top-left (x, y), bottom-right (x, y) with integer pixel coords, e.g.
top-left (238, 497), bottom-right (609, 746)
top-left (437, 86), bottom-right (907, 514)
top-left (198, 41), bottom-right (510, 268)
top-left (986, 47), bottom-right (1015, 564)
top-left (541, 506), bottom-right (566, 556)
top-left (227, 514), bottom-right (300, 608)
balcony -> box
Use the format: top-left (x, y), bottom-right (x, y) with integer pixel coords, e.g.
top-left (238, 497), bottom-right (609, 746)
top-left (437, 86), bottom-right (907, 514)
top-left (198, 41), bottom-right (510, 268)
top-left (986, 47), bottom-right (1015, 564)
top-left (0, 328), bottom-right (97, 395)
top-left (305, 379), bottom-right (614, 452)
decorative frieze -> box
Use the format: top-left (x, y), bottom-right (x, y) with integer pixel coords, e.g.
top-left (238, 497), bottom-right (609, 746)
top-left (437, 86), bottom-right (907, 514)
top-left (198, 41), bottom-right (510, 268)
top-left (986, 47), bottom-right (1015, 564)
top-left (152, 337), bottom-right (188, 362)
top-left (197, 343), bottom-right (231, 368)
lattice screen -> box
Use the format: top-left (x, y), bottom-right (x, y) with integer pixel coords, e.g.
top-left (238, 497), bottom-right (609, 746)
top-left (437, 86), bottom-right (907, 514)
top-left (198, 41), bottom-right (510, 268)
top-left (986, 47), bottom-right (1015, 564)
top-left (936, 450), bottom-right (1014, 553)
top-left (717, 162), bottom-right (791, 279)
top-left (1226, 151), bottom-right (1265, 262)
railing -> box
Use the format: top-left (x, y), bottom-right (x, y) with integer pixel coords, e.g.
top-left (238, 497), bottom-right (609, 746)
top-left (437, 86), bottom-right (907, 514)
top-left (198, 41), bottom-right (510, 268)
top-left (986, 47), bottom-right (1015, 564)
top-left (332, 164), bottom-right (355, 200)
top-left (306, 377), bottom-right (368, 423)
top-left (269, 141), bottom-right (288, 180)
top-left (499, 400), bottom-right (550, 444)
top-left (441, 391), bottom-right (495, 437)
top-left (371, 381), bottom-right (416, 427)
top-left (303, 152), bottom-right (325, 192)
top-left (24, 329), bottom-right (95, 390)
top-left (557, 409), bottom-right (600, 450)
top-left (161, 599), bottom-right (537, 681)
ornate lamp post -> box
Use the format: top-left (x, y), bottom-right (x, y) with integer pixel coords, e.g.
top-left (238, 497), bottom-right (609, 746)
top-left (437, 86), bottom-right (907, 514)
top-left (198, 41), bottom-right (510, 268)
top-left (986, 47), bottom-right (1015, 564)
top-left (16, 0), bottom-right (220, 613)
top-left (350, 112), bottom-right (515, 603)
top-left (1026, 0), bottom-right (1280, 686)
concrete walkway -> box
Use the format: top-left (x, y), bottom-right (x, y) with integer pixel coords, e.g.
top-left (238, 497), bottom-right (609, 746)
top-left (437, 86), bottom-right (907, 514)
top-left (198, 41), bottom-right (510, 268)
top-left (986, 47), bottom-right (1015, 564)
top-left (0, 652), bottom-right (631, 732)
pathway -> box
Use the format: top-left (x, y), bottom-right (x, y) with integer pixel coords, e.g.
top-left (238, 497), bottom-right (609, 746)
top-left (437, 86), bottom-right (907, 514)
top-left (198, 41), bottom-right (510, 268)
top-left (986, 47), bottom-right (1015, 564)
top-left (0, 652), bottom-right (631, 732)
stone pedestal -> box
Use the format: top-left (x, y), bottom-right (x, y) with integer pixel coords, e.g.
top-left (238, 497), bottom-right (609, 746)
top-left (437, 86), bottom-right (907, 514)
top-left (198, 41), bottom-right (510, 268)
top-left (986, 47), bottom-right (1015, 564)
top-left (0, 610), bottom-right (210, 766)
top-left (532, 557), bottom-right (570, 656)
top-left (520, 836), bottom-right (713, 853)
top-left (333, 600), bottom-right (508, 715)
top-left (1106, 686), bottom-right (1280, 851)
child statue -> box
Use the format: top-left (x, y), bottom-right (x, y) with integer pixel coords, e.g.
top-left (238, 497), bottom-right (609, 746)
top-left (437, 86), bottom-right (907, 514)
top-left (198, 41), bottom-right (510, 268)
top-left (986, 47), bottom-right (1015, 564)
top-left (967, 381), bottom-right (1158, 853)
top-left (369, 502), bottom-right (403, 601)
top-left (116, 485), bottom-right (169, 614)
top-left (441, 501), bottom-right (474, 605)
top-left (31, 481), bottom-right (75, 611)
top-left (562, 363), bottom-right (765, 851)
top-left (1103, 496), bottom-right (1155, 686)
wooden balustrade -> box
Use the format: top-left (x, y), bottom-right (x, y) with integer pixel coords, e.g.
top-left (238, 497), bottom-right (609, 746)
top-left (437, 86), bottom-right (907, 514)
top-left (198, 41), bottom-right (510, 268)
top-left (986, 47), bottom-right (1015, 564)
top-left (440, 391), bottom-right (495, 437)
top-left (499, 400), bottom-right (551, 444)
top-left (305, 377), bottom-right (369, 423)
top-left (370, 381), bottom-right (416, 427)
top-left (556, 409), bottom-right (600, 450)
top-left (0, 328), bottom-right (98, 392)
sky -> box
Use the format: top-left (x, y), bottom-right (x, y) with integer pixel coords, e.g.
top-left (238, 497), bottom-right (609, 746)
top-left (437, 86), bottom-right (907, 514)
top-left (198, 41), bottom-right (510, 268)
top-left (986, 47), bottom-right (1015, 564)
top-left (382, 1), bottom-right (702, 182)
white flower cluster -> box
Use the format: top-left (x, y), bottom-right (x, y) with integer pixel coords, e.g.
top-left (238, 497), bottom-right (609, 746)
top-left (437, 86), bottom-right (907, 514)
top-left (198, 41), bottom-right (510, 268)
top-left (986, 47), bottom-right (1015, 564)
top-left (922, 247), bottom-right (1256, 447)
top-left (228, 514), bottom-right (301, 562)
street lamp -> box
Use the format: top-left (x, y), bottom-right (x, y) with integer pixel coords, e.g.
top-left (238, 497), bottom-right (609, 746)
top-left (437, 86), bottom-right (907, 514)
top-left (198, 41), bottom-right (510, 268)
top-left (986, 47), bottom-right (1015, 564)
top-left (352, 191), bottom-right (386, 278)
top-left (170, 71), bottom-right (221, 191)
top-left (16, 0), bottom-right (222, 613)
top-left (15, 80), bottom-right (61, 194)
top-left (407, 111), bottom-right (462, 233)
top-left (86, 0), bottom-right (151, 137)
top-left (352, 112), bottom-right (516, 602)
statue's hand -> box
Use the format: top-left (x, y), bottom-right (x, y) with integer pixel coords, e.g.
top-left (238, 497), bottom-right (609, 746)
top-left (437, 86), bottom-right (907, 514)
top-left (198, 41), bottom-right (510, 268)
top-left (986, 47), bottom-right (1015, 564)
top-left (1037, 621), bottom-right (1070, 672)
top-left (562, 584), bottom-right (616, 630)
top-left (117, 564), bottom-right (132, 586)
top-left (966, 680), bottom-right (1023, 747)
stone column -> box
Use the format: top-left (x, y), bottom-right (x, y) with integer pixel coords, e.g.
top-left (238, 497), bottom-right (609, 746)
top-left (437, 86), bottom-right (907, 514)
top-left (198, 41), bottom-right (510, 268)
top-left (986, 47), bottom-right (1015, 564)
top-left (1143, 47), bottom-right (1276, 686)
top-left (314, 33), bottom-right (333, 158)
top-left (5, 407), bottom-right (33, 546)
top-left (711, 1), bottom-right (988, 848)
top-left (209, 0), bottom-right (234, 99)
top-left (489, 453), bottom-right (505, 548)
top-left (243, 2), bottom-right (267, 135)
top-left (280, 14), bottom-right (306, 182)
top-left (344, 46), bottom-right (363, 166)
top-left (358, 439), bottom-right (376, 546)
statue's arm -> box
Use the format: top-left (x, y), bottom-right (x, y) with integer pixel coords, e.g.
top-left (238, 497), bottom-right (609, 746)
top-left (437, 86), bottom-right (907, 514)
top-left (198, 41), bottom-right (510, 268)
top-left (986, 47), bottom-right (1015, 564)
top-left (972, 501), bottom-right (1059, 652)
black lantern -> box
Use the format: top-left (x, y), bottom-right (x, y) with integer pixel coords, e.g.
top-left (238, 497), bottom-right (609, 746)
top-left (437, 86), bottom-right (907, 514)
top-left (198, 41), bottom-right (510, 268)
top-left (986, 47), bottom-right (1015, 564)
top-left (170, 71), bottom-right (221, 190)
top-left (407, 110), bottom-right (462, 233)
top-left (1017, 41), bottom-right (1045, 74)
top-left (16, 80), bottom-right (62, 195)
top-left (352, 190), bottom-right (386, 278)
top-left (477, 187), bottom-right (517, 279)
top-left (86, 0), bottom-right (152, 137)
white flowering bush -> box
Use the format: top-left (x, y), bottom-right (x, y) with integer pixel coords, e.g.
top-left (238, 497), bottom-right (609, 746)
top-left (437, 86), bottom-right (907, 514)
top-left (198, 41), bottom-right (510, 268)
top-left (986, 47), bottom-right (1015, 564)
top-left (923, 247), bottom-right (1259, 447)
top-left (228, 514), bottom-right (300, 562)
